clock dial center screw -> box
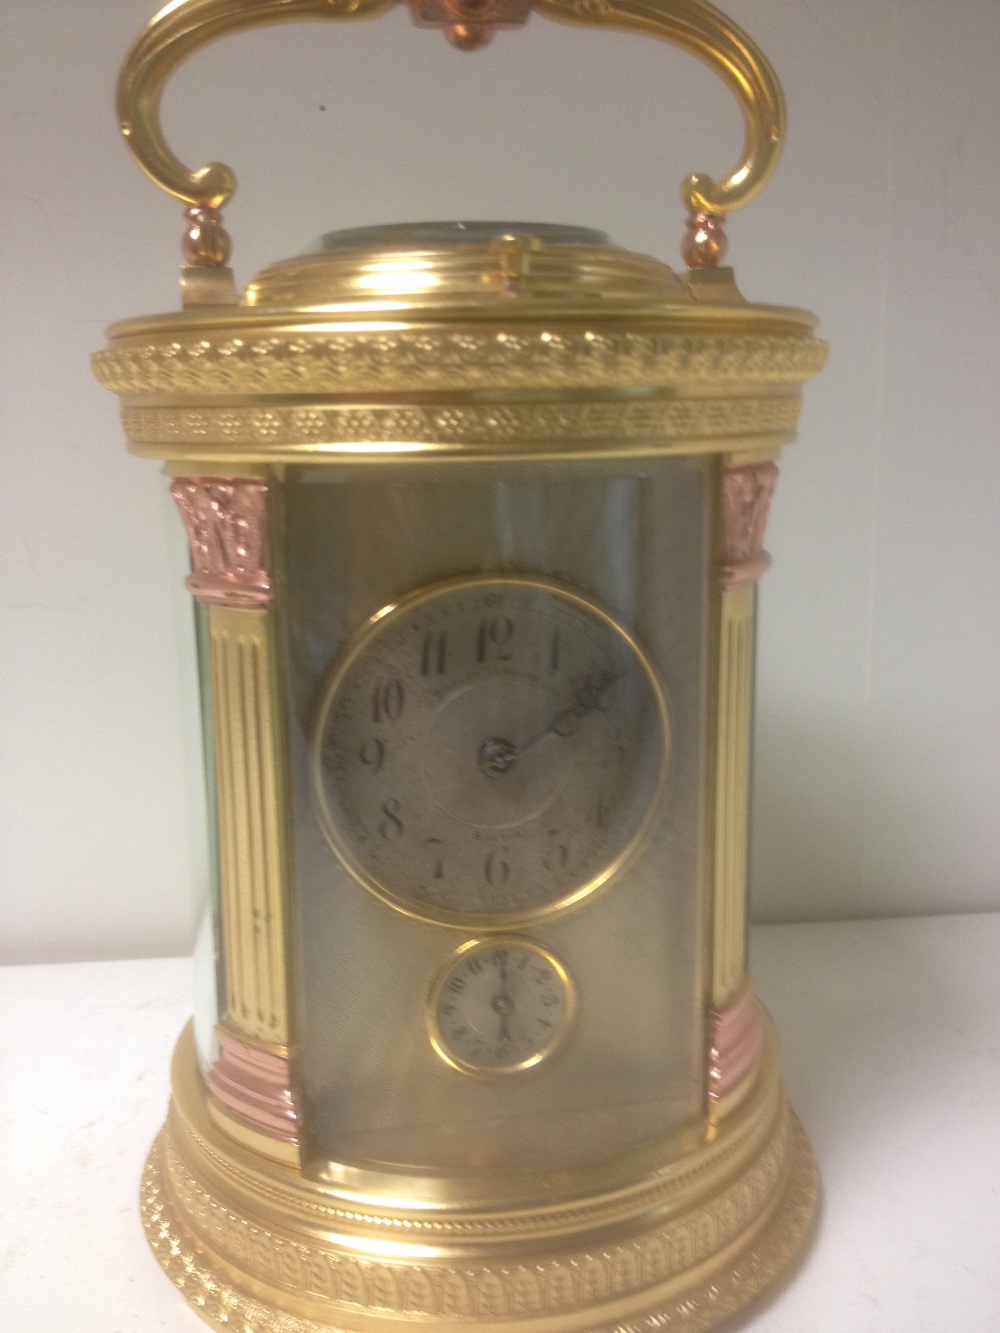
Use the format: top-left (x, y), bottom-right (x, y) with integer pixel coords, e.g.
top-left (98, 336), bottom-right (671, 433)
top-left (478, 735), bottom-right (519, 777)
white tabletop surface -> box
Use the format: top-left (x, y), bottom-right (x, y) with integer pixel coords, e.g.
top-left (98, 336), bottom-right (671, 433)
top-left (2, 913), bottom-right (999, 1332)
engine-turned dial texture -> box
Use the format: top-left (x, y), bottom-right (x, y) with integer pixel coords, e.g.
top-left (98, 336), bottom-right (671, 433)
top-left (313, 574), bottom-right (668, 927)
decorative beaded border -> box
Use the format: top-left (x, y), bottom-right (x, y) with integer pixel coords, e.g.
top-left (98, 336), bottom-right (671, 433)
top-left (120, 397), bottom-right (801, 452)
top-left (141, 1111), bottom-right (817, 1332)
top-left (95, 330), bottom-right (827, 396)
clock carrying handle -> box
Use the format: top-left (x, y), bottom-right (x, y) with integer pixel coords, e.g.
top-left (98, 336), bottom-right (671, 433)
top-left (117, 0), bottom-right (784, 270)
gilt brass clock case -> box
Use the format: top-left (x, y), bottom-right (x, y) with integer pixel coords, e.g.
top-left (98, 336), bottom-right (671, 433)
top-left (94, 2), bottom-right (827, 1330)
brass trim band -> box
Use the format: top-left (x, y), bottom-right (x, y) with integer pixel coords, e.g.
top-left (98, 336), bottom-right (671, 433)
top-left (94, 329), bottom-right (827, 396)
top-left (122, 396), bottom-right (802, 461)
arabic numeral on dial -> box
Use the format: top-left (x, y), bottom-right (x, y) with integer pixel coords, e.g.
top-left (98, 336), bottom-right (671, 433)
top-left (424, 836), bottom-right (446, 880)
top-left (549, 629), bottom-right (561, 673)
top-left (484, 848), bottom-right (510, 888)
top-left (476, 615), bottom-right (515, 663)
top-left (358, 737), bottom-right (385, 772)
top-left (580, 669), bottom-right (615, 712)
top-left (420, 630), bottom-right (448, 676)
top-left (542, 836), bottom-right (569, 872)
top-left (371, 678), bottom-right (405, 724)
top-left (378, 797), bottom-right (404, 840)
top-left (593, 790), bottom-right (611, 830)
top-left (600, 740), bottom-right (628, 771)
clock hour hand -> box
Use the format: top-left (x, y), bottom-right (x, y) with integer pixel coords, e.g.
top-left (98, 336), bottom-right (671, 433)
top-left (477, 670), bottom-right (618, 778)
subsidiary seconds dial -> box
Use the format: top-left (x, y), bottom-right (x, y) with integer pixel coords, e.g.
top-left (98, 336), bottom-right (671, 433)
top-left (313, 574), bottom-right (668, 926)
top-left (429, 939), bottom-right (574, 1075)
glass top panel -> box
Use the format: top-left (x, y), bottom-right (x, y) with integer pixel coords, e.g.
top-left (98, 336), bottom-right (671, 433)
top-left (318, 221), bottom-right (612, 251)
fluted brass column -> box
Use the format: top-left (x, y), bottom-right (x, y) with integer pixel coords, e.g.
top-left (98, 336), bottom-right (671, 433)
top-left (171, 474), bottom-right (299, 1165)
top-left (707, 457), bottom-right (779, 1111)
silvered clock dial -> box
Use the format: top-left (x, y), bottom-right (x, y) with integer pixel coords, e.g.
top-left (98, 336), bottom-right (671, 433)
top-left (428, 937), bottom-right (574, 1074)
top-left (313, 573), bottom-right (668, 926)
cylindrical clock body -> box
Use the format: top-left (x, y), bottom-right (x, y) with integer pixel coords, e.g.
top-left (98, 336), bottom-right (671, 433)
top-left (96, 221), bottom-right (825, 1330)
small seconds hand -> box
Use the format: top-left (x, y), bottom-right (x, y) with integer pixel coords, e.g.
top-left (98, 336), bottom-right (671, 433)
top-left (491, 951), bottom-right (513, 1043)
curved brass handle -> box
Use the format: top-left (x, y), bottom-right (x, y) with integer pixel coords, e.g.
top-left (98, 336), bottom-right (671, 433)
top-left (117, 0), bottom-right (783, 254)
top-left (537, 0), bottom-right (784, 216)
top-left (117, 0), bottom-right (396, 209)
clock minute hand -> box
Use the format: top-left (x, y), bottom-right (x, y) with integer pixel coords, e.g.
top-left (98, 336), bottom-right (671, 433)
top-left (477, 671), bottom-right (618, 778)
top-left (514, 670), bottom-right (618, 757)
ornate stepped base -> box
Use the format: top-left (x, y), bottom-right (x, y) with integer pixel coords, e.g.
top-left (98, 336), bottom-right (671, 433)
top-left (141, 1025), bottom-right (817, 1333)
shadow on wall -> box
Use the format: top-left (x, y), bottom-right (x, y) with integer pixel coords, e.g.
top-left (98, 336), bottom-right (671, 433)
top-left (747, 703), bottom-right (978, 926)
top-left (749, 914), bottom-right (987, 1191)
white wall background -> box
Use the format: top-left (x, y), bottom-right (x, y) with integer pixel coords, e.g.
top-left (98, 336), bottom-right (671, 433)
top-left (1, 0), bottom-right (997, 963)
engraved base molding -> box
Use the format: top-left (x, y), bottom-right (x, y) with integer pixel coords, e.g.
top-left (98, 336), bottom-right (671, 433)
top-left (141, 1024), bottom-right (818, 1333)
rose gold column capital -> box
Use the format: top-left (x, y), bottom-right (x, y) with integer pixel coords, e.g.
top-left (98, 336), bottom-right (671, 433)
top-left (708, 985), bottom-right (765, 1101)
top-left (170, 476), bottom-right (271, 608)
top-left (720, 460), bottom-right (778, 591)
top-left (206, 1026), bottom-right (298, 1144)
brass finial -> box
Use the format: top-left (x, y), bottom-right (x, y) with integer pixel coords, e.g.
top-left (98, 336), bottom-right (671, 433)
top-left (682, 211), bottom-right (728, 269)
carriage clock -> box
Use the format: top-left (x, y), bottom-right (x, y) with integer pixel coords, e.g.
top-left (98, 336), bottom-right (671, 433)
top-left (94, 0), bottom-right (827, 1328)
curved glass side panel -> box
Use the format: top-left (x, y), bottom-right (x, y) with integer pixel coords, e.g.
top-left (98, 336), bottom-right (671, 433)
top-left (279, 455), bottom-right (711, 1177)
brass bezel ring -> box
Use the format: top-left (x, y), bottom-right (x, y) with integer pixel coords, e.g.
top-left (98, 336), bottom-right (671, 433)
top-left (310, 571), bottom-right (671, 931)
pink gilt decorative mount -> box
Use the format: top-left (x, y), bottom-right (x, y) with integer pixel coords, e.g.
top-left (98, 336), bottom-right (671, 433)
top-left (206, 1027), bottom-right (299, 1144)
top-left (171, 477), bottom-right (271, 608)
top-left (720, 461), bottom-right (779, 591)
top-left (406, 0), bottom-right (532, 50)
top-left (708, 987), bottom-right (765, 1101)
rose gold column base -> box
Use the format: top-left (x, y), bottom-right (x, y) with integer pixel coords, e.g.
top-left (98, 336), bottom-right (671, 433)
top-left (205, 1025), bottom-right (298, 1143)
top-left (709, 986), bottom-right (766, 1102)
